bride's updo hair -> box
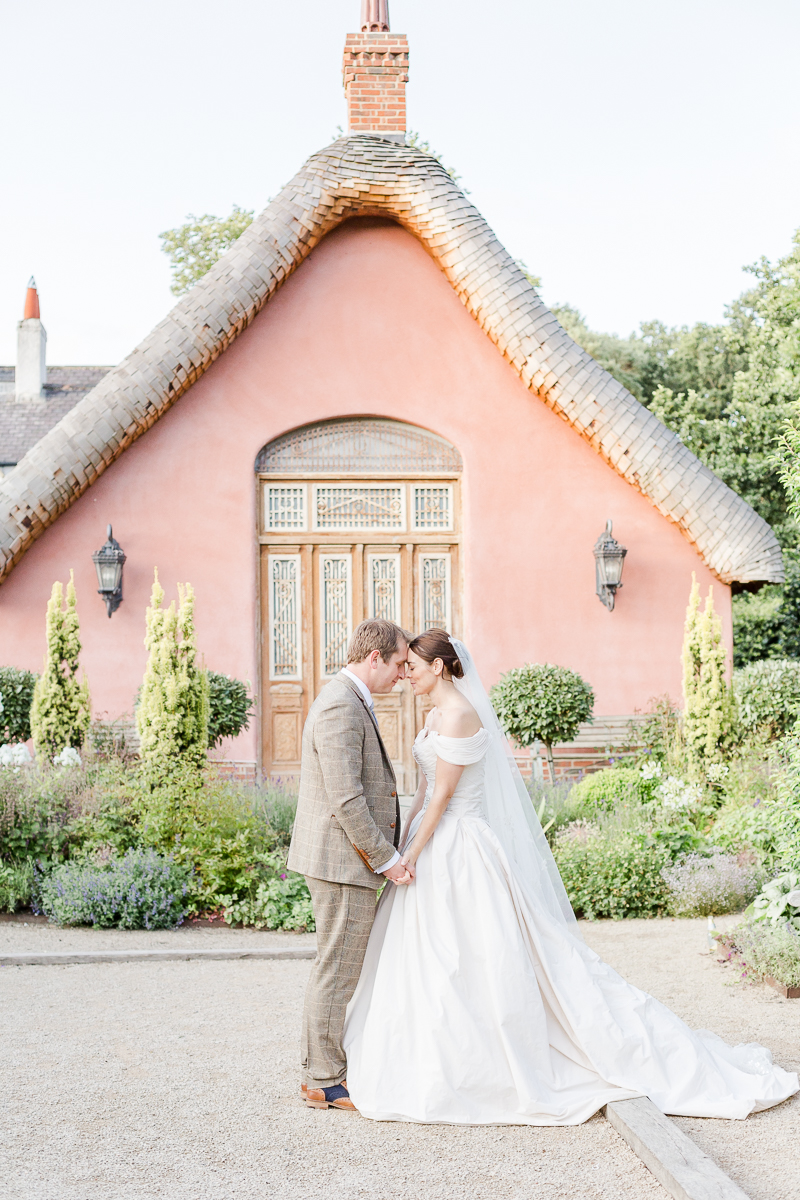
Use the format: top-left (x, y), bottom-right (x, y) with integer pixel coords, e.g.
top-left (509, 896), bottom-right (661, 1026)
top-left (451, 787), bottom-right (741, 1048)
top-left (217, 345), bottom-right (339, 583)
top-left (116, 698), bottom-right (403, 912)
top-left (408, 629), bottom-right (464, 679)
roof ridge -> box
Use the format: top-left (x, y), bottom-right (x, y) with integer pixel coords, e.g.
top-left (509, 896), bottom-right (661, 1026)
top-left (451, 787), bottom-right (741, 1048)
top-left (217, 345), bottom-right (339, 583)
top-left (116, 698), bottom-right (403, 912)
top-left (0, 135), bottom-right (782, 585)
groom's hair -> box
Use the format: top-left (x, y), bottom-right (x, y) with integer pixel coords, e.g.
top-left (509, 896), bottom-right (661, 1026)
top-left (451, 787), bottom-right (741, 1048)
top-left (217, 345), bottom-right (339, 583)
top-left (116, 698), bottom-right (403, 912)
top-left (347, 619), bottom-right (409, 664)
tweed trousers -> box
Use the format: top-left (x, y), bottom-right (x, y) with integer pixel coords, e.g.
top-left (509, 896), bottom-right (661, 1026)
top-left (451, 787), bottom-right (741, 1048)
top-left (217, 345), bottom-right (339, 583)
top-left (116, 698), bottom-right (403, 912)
top-left (301, 876), bottom-right (378, 1088)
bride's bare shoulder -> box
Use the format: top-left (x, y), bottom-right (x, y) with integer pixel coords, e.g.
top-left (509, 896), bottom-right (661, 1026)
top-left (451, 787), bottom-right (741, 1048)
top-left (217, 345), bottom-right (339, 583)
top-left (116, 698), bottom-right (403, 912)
top-left (438, 702), bottom-right (481, 738)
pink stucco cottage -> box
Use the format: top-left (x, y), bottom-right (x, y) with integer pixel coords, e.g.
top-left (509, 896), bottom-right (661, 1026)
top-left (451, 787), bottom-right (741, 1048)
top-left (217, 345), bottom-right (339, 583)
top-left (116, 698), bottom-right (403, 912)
top-left (0, 4), bottom-right (782, 787)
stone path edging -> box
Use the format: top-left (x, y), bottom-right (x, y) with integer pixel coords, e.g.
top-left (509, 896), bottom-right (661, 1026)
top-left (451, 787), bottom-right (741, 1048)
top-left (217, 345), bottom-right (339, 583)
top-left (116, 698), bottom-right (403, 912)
top-left (0, 947), bottom-right (753, 1200)
top-left (0, 947), bottom-right (317, 966)
top-left (605, 1098), bottom-right (752, 1200)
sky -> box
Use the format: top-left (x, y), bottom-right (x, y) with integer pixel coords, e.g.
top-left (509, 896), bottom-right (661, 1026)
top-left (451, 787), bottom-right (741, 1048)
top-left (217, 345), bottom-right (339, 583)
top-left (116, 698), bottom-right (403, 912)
top-left (1, 0), bottom-right (799, 365)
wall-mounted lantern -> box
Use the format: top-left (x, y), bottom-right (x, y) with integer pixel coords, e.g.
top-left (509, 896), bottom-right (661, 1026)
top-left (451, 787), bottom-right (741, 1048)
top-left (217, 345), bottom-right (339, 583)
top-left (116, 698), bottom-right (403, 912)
top-left (92, 525), bottom-right (126, 618)
top-left (593, 519), bottom-right (627, 611)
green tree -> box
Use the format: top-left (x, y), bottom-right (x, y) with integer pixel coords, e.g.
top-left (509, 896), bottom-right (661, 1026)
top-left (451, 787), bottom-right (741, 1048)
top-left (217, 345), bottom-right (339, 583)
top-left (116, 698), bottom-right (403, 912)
top-left (137, 571), bottom-right (210, 779)
top-left (681, 576), bottom-right (734, 767)
top-left (0, 667), bottom-right (38, 743)
top-left (159, 205), bottom-right (254, 296)
top-left (490, 663), bottom-right (594, 781)
top-left (30, 574), bottom-right (91, 759)
top-left (206, 671), bottom-right (254, 749)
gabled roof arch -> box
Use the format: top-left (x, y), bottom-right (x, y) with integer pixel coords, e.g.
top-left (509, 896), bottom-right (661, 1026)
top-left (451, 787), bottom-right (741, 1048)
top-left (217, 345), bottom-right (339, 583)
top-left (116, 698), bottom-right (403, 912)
top-left (0, 135), bottom-right (783, 585)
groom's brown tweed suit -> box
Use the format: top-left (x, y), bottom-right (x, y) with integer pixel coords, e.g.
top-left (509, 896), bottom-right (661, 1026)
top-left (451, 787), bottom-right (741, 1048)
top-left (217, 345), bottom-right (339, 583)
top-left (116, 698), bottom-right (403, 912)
top-left (287, 671), bottom-right (400, 1088)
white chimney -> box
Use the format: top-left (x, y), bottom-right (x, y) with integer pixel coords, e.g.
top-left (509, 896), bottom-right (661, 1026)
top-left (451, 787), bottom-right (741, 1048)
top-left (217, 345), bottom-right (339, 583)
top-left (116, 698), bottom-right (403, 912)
top-left (16, 277), bottom-right (47, 401)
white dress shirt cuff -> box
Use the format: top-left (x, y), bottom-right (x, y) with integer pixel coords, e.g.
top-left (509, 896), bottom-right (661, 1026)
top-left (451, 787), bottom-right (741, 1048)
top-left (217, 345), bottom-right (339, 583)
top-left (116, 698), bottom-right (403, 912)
top-left (377, 849), bottom-right (401, 874)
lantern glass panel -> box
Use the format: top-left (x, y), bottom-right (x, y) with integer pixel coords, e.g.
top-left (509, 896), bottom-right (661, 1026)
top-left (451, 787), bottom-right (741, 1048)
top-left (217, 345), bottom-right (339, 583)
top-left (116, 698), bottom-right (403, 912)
top-left (604, 552), bottom-right (625, 587)
top-left (96, 559), bottom-right (120, 592)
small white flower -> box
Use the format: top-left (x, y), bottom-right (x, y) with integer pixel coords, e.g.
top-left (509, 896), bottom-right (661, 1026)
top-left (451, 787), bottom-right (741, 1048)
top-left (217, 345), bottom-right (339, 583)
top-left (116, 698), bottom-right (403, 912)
top-left (640, 761), bottom-right (663, 781)
top-left (786, 890), bottom-right (800, 908)
top-left (53, 746), bottom-right (82, 768)
top-left (706, 763), bottom-right (730, 785)
top-left (0, 742), bottom-right (32, 771)
top-left (656, 775), bottom-right (703, 811)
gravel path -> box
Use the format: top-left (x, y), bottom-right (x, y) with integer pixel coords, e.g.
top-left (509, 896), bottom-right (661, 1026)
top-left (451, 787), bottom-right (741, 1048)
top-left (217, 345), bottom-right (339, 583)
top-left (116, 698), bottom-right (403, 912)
top-left (1, 914), bottom-right (797, 1200)
top-left (581, 916), bottom-right (800, 1200)
top-left (0, 914), bottom-right (317, 953)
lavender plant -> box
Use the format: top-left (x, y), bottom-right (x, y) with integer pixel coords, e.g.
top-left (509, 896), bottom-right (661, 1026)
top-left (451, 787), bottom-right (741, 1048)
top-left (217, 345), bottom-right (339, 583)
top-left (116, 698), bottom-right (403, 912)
top-left (662, 851), bottom-right (765, 917)
top-left (35, 847), bottom-right (190, 928)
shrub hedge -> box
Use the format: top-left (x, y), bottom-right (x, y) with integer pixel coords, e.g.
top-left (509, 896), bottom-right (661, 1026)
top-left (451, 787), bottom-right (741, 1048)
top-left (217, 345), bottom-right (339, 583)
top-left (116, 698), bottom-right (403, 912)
top-left (553, 824), bottom-right (671, 919)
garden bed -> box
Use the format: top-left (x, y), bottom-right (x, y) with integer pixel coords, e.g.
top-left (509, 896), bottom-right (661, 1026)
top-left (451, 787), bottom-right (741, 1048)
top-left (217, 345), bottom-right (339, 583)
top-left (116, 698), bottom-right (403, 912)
top-left (714, 918), bottom-right (800, 999)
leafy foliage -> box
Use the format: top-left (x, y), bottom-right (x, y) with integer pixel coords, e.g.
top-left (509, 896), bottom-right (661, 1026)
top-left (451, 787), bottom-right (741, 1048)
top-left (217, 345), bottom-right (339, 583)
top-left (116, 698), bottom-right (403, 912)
top-left (525, 778), bottom-right (585, 844)
top-left (681, 576), bottom-right (735, 766)
top-left (134, 767), bottom-right (298, 916)
top-left (137, 572), bottom-right (210, 781)
top-left (733, 659), bottom-right (800, 743)
top-left (491, 663), bottom-right (594, 779)
top-left (30, 574), bottom-right (91, 758)
top-left (207, 672), bottom-right (254, 749)
top-left (222, 871), bottom-right (315, 931)
top-left (0, 667), bottom-right (38, 744)
top-left (570, 766), bottom-right (651, 816)
top-left (629, 694), bottom-right (681, 765)
top-left (35, 848), bottom-right (190, 929)
top-left (768, 725), bottom-right (800, 868)
top-left (732, 554), bottom-right (800, 666)
top-left (0, 860), bottom-right (34, 912)
top-left (749, 870), bottom-right (800, 930)
top-left (710, 801), bottom-right (778, 860)
top-left (553, 822), bottom-right (671, 919)
top-left (159, 205), bottom-right (254, 295)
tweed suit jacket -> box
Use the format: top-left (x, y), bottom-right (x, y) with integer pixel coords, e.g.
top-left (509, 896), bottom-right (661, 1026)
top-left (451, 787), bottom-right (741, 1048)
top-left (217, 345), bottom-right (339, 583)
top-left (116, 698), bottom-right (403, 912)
top-left (287, 672), bottom-right (401, 888)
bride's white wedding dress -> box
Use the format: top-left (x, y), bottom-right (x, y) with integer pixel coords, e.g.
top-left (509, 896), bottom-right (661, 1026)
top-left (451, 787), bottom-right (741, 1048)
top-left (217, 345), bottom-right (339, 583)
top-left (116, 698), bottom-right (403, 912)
top-left (343, 726), bottom-right (798, 1125)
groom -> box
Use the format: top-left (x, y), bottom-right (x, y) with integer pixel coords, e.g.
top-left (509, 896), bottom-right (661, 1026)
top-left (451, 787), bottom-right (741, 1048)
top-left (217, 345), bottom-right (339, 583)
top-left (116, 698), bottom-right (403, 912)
top-left (287, 618), bottom-right (414, 1111)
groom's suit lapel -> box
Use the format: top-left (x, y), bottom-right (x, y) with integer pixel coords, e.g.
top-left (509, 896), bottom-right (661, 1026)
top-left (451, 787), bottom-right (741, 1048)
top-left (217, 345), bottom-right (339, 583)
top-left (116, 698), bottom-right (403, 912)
top-left (338, 673), bottom-right (397, 781)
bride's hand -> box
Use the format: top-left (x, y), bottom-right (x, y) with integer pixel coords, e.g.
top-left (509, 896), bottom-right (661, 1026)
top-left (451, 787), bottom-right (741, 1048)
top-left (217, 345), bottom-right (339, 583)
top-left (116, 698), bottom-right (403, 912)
top-left (400, 854), bottom-right (416, 882)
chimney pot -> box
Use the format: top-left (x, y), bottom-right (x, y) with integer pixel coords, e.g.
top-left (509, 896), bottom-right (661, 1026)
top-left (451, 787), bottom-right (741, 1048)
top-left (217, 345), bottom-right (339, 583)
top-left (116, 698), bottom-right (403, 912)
top-left (361, 0), bottom-right (389, 31)
top-left (23, 277), bottom-right (40, 321)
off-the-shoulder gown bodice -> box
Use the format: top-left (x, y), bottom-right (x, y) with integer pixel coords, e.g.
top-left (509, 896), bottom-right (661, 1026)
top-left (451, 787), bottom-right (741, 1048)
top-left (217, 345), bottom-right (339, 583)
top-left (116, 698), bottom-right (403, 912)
top-left (343, 726), bottom-right (798, 1126)
top-left (413, 727), bottom-right (490, 819)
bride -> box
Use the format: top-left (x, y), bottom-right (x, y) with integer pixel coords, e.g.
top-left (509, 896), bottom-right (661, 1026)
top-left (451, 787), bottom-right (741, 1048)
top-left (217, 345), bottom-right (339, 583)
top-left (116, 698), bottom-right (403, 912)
top-left (343, 629), bottom-right (799, 1125)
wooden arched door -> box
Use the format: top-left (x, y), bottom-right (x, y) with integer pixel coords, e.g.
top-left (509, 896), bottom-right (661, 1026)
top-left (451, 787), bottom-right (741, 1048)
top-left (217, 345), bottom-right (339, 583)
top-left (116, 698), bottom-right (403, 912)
top-left (257, 419), bottom-right (463, 794)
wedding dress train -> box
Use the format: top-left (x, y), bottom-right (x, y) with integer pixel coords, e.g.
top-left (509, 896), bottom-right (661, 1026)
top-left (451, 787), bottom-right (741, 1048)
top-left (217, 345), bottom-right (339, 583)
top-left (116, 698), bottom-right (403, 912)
top-left (343, 727), bottom-right (798, 1126)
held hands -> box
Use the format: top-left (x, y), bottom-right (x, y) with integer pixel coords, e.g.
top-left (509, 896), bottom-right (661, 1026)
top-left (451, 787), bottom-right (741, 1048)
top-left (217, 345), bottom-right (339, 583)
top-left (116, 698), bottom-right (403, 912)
top-left (384, 858), bottom-right (416, 887)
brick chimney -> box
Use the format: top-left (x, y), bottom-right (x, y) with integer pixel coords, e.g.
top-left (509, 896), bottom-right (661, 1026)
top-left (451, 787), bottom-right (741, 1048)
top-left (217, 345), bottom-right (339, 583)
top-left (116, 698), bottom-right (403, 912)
top-left (16, 277), bottom-right (47, 401)
top-left (343, 1), bottom-right (408, 141)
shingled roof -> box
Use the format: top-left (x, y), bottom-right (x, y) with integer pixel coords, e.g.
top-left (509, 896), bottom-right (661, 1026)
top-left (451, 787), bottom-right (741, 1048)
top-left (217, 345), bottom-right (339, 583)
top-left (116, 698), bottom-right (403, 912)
top-left (0, 366), bottom-right (112, 473)
top-left (0, 135), bottom-right (783, 586)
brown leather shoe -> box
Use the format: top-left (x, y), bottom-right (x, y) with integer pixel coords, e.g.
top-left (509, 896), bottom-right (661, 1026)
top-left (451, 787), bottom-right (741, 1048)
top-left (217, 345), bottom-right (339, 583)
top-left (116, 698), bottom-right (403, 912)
top-left (300, 1082), bottom-right (308, 1101)
top-left (305, 1081), bottom-right (357, 1111)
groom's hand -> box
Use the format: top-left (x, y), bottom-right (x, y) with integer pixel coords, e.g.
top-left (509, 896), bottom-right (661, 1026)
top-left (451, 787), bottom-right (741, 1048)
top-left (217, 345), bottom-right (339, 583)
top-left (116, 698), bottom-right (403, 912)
top-left (384, 860), bottom-right (415, 886)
